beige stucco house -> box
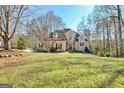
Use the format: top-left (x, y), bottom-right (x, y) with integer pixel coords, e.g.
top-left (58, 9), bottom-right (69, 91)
top-left (43, 28), bottom-right (89, 52)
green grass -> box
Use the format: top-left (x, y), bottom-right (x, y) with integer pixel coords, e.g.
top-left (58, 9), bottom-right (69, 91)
top-left (0, 52), bottom-right (124, 88)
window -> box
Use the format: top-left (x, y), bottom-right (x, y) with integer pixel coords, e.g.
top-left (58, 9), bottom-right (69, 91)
top-left (80, 41), bottom-right (84, 46)
top-left (69, 36), bottom-right (72, 40)
top-left (60, 43), bottom-right (62, 49)
top-left (55, 34), bottom-right (58, 39)
top-left (60, 32), bottom-right (64, 37)
top-left (56, 43), bottom-right (57, 49)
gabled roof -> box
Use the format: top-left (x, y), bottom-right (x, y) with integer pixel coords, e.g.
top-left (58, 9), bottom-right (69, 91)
top-left (55, 28), bottom-right (71, 33)
top-left (49, 28), bottom-right (80, 40)
top-left (56, 28), bottom-right (79, 36)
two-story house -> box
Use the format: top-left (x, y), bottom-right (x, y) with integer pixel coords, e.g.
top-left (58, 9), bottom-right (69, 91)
top-left (42, 28), bottom-right (89, 52)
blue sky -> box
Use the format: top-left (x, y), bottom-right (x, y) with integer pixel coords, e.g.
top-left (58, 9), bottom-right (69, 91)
top-left (34, 5), bottom-right (94, 31)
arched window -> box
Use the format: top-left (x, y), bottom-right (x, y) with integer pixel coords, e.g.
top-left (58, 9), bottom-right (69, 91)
top-left (80, 41), bottom-right (84, 46)
top-left (60, 43), bottom-right (62, 49)
top-left (56, 43), bottom-right (57, 49)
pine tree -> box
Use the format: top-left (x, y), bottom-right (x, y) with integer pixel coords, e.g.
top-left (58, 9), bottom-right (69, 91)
top-left (17, 37), bottom-right (26, 50)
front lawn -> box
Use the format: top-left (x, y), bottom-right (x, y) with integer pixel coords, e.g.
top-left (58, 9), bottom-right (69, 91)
top-left (0, 52), bottom-right (124, 88)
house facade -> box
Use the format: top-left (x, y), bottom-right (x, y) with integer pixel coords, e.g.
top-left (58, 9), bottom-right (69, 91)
top-left (43, 28), bottom-right (89, 52)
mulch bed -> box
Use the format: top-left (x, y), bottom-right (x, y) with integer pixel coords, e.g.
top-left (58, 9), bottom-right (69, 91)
top-left (0, 50), bottom-right (28, 71)
top-left (0, 50), bottom-right (25, 58)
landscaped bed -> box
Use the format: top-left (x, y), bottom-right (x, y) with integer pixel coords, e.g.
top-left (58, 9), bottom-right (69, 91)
top-left (0, 50), bottom-right (25, 58)
top-left (0, 52), bottom-right (124, 88)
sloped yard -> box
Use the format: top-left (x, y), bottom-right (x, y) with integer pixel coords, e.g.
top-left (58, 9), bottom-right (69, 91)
top-left (0, 52), bottom-right (124, 88)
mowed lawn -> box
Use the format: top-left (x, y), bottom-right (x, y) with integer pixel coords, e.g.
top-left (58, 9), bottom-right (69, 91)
top-left (1, 52), bottom-right (124, 88)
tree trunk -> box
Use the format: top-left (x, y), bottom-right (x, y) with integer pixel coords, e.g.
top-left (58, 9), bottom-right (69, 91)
top-left (113, 17), bottom-right (119, 57)
top-left (103, 25), bottom-right (106, 53)
top-left (3, 39), bottom-right (9, 50)
top-left (106, 24), bottom-right (110, 53)
top-left (117, 5), bottom-right (123, 56)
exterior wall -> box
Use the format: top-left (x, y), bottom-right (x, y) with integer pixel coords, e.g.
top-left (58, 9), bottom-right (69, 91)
top-left (42, 41), bottom-right (66, 51)
top-left (77, 35), bottom-right (86, 52)
top-left (75, 41), bottom-right (85, 52)
top-left (75, 41), bottom-right (79, 50)
top-left (65, 30), bottom-right (76, 50)
top-left (65, 30), bottom-right (76, 40)
top-left (52, 41), bottom-right (66, 51)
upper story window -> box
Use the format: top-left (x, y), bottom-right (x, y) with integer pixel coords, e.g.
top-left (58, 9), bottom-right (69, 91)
top-left (59, 32), bottom-right (64, 38)
top-left (60, 32), bottom-right (64, 36)
top-left (55, 33), bottom-right (58, 39)
top-left (69, 36), bottom-right (73, 41)
top-left (69, 36), bottom-right (72, 40)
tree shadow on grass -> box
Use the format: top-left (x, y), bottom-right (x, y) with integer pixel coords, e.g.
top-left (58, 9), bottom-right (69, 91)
top-left (99, 68), bottom-right (124, 88)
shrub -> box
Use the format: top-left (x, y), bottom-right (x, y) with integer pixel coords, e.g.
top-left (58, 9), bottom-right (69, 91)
top-left (84, 47), bottom-right (91, 53)
top-left (105, 52), bottom-right (111, 57)
top-left (98, 48), bottom-right (106, 57)
top-left (89, 45), bottom-right (97, 55)
top-left (50, 47), bottom-right (56, 52)
top-left (17, 37), bottom-right (26, 50)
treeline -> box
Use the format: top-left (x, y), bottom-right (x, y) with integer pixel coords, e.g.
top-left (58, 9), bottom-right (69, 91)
top-left (77, 5), bottom-right (124, 57)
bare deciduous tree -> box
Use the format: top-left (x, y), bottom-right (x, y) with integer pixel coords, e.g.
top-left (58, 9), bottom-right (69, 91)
top-left (93, 5), bottom-right (124, 57)
top-left (0, 5), bottom-right (28, 50)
